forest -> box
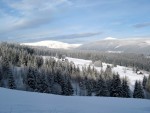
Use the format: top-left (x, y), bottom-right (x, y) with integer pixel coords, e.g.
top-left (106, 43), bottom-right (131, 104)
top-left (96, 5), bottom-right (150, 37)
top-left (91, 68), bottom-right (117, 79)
top-left (0, 42), bottom-right (150, 99)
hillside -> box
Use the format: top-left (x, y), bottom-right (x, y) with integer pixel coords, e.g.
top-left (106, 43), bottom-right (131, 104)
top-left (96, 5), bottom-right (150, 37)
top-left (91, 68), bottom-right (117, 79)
top-left (78, 38), bottom-right (150, 55)
top-left (22, 39), bottom-right (150, 55)
top-left (0, 87), bottom-right (150, 113)
top-left (66, 57), bottom-right (149, 91)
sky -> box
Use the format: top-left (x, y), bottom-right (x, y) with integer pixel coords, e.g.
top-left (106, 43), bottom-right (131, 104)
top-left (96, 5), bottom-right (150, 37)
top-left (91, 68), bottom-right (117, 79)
top-left (0, 0), bottom-right (150, 44)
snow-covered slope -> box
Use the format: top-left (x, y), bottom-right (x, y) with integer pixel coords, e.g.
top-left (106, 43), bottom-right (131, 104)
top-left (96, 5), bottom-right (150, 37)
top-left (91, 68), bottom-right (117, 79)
top-left (66, 57), bottom-right (149, 90)
top-left (22, 40), bottom-right (82, 49)
top-left (0, 88), bottom-right (150, 113)
top-left (78, 38), bottom-right (150, 54)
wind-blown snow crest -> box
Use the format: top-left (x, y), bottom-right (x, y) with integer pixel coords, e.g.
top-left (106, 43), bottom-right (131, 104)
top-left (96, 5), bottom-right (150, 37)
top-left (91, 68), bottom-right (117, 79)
top-left (22, 40), bottom-right (82, 49)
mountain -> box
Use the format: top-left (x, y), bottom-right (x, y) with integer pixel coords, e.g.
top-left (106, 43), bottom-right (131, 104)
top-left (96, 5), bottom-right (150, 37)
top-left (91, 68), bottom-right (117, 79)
top-left (0, 87), bottom-right (150, 113)
top-left (22, 40), bottom-right (82, 49)
top-left (78, 38), bottom-right (150, 55)
top-left (22, 38), bottom-right (150, 55)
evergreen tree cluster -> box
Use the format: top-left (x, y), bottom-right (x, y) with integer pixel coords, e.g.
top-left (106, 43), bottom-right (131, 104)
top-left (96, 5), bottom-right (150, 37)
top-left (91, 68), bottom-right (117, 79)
top-left (0, 42), bottom-right (147, 99)
top-left (142, 75), bottom-right (150, 94)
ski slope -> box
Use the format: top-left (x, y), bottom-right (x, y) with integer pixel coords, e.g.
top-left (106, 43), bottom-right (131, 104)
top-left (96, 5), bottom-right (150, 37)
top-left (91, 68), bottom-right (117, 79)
top-left (0, 88), bottom-right (150, 113)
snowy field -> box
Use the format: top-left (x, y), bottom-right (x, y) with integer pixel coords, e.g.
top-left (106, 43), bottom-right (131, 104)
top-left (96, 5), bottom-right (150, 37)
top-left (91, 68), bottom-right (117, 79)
top-left (66, 57), bottom-right (150, 90)
top-left (0, 88), bottom-right (150, 113)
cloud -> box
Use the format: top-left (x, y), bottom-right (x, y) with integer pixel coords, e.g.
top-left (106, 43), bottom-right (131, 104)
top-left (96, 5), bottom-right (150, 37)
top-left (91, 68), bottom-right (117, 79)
top-left (0, 0), bottom-right (71, 31)
top-left (104, 37), bottom-right (117, 40)
top-left (16, 31), bottom-right (103, 42)
top-left (133, 22), bottom-right (150, 28)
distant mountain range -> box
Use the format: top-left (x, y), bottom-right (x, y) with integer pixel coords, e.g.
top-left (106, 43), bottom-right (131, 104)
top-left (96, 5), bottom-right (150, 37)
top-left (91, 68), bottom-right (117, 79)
top-left (78, 38), bottom-right (150, 55)
top-left (22, 38), bottom-right (150, 55)
top-left (22, 40), bottom-right (81, 49)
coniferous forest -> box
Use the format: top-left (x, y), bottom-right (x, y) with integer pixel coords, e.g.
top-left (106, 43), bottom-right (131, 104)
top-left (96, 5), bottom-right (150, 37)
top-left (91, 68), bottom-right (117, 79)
top-left (0, 42), bottom-right (150, 99)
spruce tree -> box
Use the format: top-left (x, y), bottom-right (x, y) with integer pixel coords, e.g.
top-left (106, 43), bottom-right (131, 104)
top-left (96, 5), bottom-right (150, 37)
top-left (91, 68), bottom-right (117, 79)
top-left (86, 79), bottom-right (93, 96)
top-left (146, 75), bottom-right (150, 93)
top-left (8, 67), bottom-right (16, 89)
top-left (110, 74), bottom-right (123, 97)
top-left (62, 77), bottom-right (73, 96)
top-left (121, 78), bottom-right (130, 98)
top-left (37, 72), bottom-right (49, 93)
top-left (133, 81), bottom-right (144, 98)
top-left (26, 67), bottom-right (36, 90)
top-left (96, 76), bottom-right (109, 96)
top-left (0, 69), bottom-right (2, 86)
top-left (142, 76), bottom-right (147, 89)
top-left (2, 56), bottom-right (9, 78)
top-left (66, 79), bottom-right (74, 96)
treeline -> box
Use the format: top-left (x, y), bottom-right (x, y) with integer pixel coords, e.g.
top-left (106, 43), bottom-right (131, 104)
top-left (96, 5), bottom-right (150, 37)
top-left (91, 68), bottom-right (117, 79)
top-left (0, 42), bottom-right (149, 99)
top-left (30, 46), bottom-right (150, 72)
top-left (1, 42), bottom-right (150, 71)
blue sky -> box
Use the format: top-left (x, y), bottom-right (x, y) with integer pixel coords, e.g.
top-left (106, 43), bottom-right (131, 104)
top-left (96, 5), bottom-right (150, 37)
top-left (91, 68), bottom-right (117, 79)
top-left (0, 0), bottom-right (150, 43)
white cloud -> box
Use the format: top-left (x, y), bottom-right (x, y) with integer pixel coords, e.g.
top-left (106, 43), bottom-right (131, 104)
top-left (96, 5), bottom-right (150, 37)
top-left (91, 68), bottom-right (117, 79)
top-left (0, 0), bottom-right (71, 31)
top-left (104, 37), bottom-right (117, 40)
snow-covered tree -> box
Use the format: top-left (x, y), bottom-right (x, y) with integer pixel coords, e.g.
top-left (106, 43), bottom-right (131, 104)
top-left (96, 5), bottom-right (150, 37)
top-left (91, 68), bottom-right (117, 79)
top-left (110, 74), bottom-right (122, 97)
top-left (142, 76), bottom-right (147, 89)
top-left (8, 67), bottom-right (16, 89)
top-left (26, 67), bottom-right (36, 91)
top-left (96, 76), bottom-right (109, 96)
top-left (121, 78), bottom-right (130, 98)
top-left (133, 81), bottom-right (144, 98)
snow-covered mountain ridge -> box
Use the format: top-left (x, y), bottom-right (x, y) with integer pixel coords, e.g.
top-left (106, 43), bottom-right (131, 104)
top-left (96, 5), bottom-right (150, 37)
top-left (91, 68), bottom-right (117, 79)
top-left (22, 40), bottom-right (82, 49)
top-left (78, 38), bottom-right (150, 54)
top-left (0, 87), bottom-right (150, 113)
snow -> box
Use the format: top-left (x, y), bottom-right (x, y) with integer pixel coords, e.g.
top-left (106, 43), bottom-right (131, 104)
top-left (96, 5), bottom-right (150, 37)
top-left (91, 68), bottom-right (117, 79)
top-left (22, 40), bottom-right (82, 49)
top-left (112, 66), bottom-right (149, 90)
top-left (42, 56), bottom-right (149, 91)
top-left (0, 88), bottom-right (150, 113)
top-left (107, 51), bottom-right (123, 53)
top-left (67, 57), bottom-right (92, 67)
top-left (66, 57), bottom-right (150, 91)
top-left (104, 37), bottom-right (117, 40)
top-left (115, 45), bottom-right (122, 49)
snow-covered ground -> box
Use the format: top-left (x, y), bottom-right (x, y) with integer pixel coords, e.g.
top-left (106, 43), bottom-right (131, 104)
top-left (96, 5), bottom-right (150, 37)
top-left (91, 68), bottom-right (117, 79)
top-left (66, 57), bottom-right (149, 90)
top-left (42, 56), bottom-right (149, 91)
top-left (0, 88), bottom-right (150, 113)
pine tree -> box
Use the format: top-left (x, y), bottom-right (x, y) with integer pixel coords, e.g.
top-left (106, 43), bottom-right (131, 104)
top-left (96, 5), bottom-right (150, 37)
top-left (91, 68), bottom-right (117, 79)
top-left (86, 79), bottom-right (93, 96)
top-left (121, 78), bottom-right (130, 98)
top-left (104, 65), bottom-right (112, 80)
top-left (133, 81), bottom-right (144, 98)
top-left (26, 67), bottom-right (36, 90)
top-left (142, 76), bottom-right (147, 89)
top-left (62, 77), bottom-right (73, 96)
top-left (0, 69), bottom-right (2, 86)
top-left (34, 56), bottom-right (43, 68)
top-left (2, 56), bottom-right (9, 78)
top-left (110, 74), bottom-right (123, 97)
top-left (66, 79), bottom-right (74, 96)
top-left (146, 75), bottom-right (150, 93)
top-left (8, 67), bottom-right (16, 89)
top-left (36, 71), bottom-right (49, 93)
top-left (96, 76), bottom-right (109, 96)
